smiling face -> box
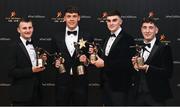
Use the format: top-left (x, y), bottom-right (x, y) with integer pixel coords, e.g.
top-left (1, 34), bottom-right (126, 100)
top-left (141, 22), bottom-right (158, 42)
top-left (106, 15), bottom-right (122, 33)
top-left (64, 12), bottom-right (80, 30)
top-left (17, 21), bottom-right (33, 40)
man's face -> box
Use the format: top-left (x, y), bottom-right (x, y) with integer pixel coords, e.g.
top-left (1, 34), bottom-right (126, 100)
top-left (64, 12), bottom-right (80, 30)
top-left (141, 22), bottom-right (158, 42)
top-left (17, 21), bottom-right (33, 40)
top-left (106, 15), bottom-right (122, 33)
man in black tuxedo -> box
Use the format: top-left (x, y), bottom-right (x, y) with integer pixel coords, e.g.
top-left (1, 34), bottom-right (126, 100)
top-left (91, 10), bottom-right (135, 105)
top-left (51, 6), bottom-right (93, 105)
top-left (8, 18), bottom-right (45, 105)
top-left (131, 17), bottom-right (173, 105)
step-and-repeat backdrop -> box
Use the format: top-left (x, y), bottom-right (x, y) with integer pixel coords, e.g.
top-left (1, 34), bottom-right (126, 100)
top-left (0, 0), bottom-right (180, 105)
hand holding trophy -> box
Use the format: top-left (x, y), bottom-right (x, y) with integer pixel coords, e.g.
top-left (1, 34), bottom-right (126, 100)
top-left (74, 38), bottom-right (87, 75)
top-left (35, 47), bottom-right (48, 67)
top-left (54, 52), bottom-right (66, 74)
top-left (89, 42), bottom-right (98, 62)
top-left (130, 44), bottom-right (144, 68)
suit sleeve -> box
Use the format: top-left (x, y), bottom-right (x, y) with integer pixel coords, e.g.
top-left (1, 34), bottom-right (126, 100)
top-left (8, 43), bottom-right (33, 79)
top-left (147, 45), bottom-right (173, 79)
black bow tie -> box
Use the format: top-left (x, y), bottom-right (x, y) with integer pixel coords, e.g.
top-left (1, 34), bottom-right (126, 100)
top-left (67, 31), bottom-right (77, 35)
top-left (143, 43), bottom-right (151, 48)
top-left (26, 40), bottom-right (33, 45)
top-left (110, 34), bottom-right (116, 37)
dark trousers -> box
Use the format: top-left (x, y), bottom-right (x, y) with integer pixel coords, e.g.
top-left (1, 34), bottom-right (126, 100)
top-left (55, 77), bottom-right (88, 106)
top-left (56, 85), bottom-right (88, 106)
top-left (134, 92), bottom-right (166, 106)
top-left (12, 87), bottom-right (41, 106)
top-left (102, 83), bottom-right (128, 106)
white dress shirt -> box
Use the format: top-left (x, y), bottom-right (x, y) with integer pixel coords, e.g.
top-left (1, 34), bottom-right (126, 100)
top-left (105, 27), bottom-right (122, 56)
top-left (20, 36), bottom-right (37, 67)
top-left (141, 37), bottom-right (156, 62)
top-left (65, 26), bottom-right (79, 75)
top-left (65, 26), bottom-right (79, 57)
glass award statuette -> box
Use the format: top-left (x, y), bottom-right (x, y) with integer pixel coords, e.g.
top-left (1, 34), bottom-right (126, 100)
top-left (54, 53), bottom-right (66, 74)
top-left (74, 38), bottom-right (87, 75)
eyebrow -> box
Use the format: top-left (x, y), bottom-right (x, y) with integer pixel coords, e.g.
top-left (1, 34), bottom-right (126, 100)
top-left (106, 18), bottom-right (118, 22)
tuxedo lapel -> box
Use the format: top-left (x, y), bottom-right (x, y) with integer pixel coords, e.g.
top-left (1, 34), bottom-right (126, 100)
top-left (103, 37), bottom-right (109, 52)
top-left (103, 31), bottom-right (123, 56)
top-left (18, 41), bottom-right (32, 65)
top-left (109, 31), bottom-right (123, 53)
top-left (145, 40), bottom-right (159, 64)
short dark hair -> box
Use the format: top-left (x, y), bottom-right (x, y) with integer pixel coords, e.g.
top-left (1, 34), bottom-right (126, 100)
top-left (141, 17), bottom-right (158, 27)
top-left (106, 10), bottom-right (121, 18)
top-left (18, 18), bottom-right (32, 27)
top-left (64, 5), bottom-right (80, 15)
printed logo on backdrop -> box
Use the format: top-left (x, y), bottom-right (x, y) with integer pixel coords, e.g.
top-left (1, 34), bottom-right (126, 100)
top-left (177, 36), bottom-right (180, 42)
top-left (0, 83), bottom-right (11, 87)
top-left (28, 12), bottom-right (46, 19)
top-left (80, 15), bottom-right (92, 19)
top-left (159, 34), bottom-right (171, 45)
top-left (51, 10), bottom-right (64, 23)
top-left (5, 10), bottom-right (21, 22)
top-left (121, 15), bottom-right (137, 19)
top-left (148, 11), bottom-right (159, 20)
top-left (173, 60), bottom-right (180, 65)
top-left (97, 11), bottom-right (108, 23)
top-left (165, 14), bottom-right (180, 19)
top-left (42, 82), bottom-right (55, 87)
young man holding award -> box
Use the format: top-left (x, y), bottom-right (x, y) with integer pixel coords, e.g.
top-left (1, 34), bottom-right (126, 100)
top-left (51, 5), bottom-right (93, 105)
top-left (90, 10), bottom-right (136, 106)
top-left (131, 17), bottom-right (173, 105)
top-left (8, 18), bottom-right (46, 105)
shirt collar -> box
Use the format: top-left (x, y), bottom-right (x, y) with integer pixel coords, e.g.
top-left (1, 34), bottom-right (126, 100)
top-left (66, 26), bottom-right (79, 35)
top-left (20, 36), bottom-right (31, 46)
top-left (111, 27), bottom-right (122, 37)
top-left (144, 37), bottom-right (156, 49)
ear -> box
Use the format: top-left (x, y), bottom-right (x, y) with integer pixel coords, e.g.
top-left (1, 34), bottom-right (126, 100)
top-left (17, 27), bottom-right (20, 33)
top-left (119, 18), bottom-right (123, 25)
top-left (155, 27), bottom-right (159, 34)
top-left (78, 15), bottom-right (80, 21)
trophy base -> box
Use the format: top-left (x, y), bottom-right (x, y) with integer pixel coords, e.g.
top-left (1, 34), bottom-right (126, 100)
top-left (77, 65), bottom-right (85, 75)
top-left (90, 54), bottom-right (97, 62)
top-left (137, 57), bottom-right (144, 67)
top-left (58, 64), bottom-right (66, 74)
top-left (37, 59), bottom-right (44, 67)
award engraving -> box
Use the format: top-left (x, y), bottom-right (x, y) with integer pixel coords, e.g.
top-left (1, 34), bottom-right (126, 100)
top-left (77, 65), bottom-right (85, 75)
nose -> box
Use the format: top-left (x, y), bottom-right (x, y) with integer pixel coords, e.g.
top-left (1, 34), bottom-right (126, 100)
top-left (145, 28), bottom-right (150, 32)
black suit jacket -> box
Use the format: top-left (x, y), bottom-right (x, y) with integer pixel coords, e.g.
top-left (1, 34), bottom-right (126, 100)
top-left (133, 39), bottom-right (173, 101)
top-left (8, 37), bottom-right (41, 102)
top-left (51, 28), bottom-right (93, 85)
top-left (101, 30), bottom-right (135, 92)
